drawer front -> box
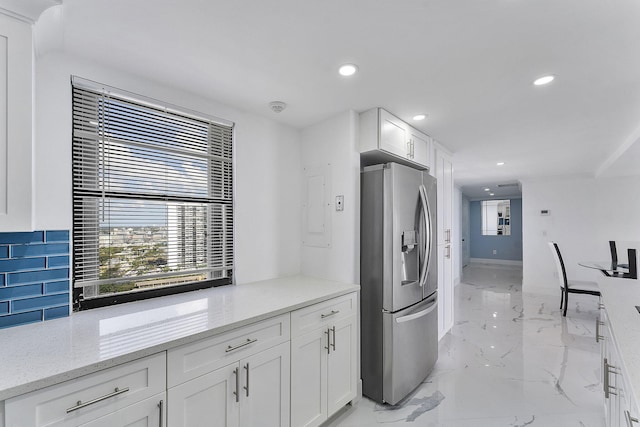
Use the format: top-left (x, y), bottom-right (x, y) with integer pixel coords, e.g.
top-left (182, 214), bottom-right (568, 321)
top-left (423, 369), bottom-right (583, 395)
top-left (291, 293), bottom-right (357, 338)
top-left (167, 314), bottom-right (290, 387)
top-left (5, 352), bottom-right (166, 427)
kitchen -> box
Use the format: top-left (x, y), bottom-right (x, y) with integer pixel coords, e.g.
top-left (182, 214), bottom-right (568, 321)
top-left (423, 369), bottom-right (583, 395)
top-left (1, 0), bottom-right (640, 426)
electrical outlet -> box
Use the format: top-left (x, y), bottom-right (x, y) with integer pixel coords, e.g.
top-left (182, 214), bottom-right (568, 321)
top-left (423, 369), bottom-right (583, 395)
top-left (492, 249), bottom-right (497, 255)
top-left (336, 195), bottom-right (344, 211)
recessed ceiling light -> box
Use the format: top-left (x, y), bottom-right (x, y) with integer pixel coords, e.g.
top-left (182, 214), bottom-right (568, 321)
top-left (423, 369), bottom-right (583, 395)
top-left (497, 162), bottom-right (505, 166)
top-left (412, 114), bottom-right (427, 121)
top-left (489, 193), bottom-right (495, 196)
top-left (484, 188), bottom-right (490, 191)
top-left (533, 75), bottom-right (555, 86)
top-left (338, 64), bottom-right (358, 76)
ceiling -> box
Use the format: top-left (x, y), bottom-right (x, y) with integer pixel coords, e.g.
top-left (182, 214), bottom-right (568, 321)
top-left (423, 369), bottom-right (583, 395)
top-left (33, 0), bottom-right (640, 194)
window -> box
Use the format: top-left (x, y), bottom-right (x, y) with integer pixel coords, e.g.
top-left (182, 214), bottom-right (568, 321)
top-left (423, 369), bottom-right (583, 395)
top-left (72, 77), bottom-right (234, 310)
top-left (481, 200), bottom-right (511, 236)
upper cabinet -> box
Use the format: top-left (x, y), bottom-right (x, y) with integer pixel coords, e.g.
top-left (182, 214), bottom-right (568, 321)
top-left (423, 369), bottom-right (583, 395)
top-left (359, 108), bottom-right (431, 170)
top-left (0, 12), bottom-right (33, 231)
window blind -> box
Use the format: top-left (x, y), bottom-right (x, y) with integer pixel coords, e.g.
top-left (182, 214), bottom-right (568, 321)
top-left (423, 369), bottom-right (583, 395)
top-left (72, 78), bottom-right (234, 307)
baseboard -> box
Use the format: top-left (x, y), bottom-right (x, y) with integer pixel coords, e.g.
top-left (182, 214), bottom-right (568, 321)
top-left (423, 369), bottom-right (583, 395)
top-left (470, 258), bottom-right (523, 266)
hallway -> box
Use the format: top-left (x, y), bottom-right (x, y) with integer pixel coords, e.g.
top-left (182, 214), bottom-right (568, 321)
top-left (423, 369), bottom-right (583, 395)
top-left (332, 263), bottom-right (604, 426)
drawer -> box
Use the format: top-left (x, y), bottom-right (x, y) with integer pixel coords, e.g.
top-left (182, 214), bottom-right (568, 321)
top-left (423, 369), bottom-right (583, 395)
top-left (167, 313), bottom-right (290, 387)
top-left (5, 352), bottom-right (166, 427)
top-left (291, 292), bottom-right (357, 338)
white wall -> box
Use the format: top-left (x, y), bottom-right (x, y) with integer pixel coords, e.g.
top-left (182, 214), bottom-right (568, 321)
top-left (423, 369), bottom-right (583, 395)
top-left (300, 110), bottom-right (360, 284)
top-left (34, 49), bottom-right (302, 285)
top-left (521, 175), bottom-right (640, 294)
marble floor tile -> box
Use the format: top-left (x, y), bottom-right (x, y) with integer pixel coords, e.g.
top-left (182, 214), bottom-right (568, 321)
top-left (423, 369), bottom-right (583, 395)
top-left (329, 263), bottom-right (605, 426)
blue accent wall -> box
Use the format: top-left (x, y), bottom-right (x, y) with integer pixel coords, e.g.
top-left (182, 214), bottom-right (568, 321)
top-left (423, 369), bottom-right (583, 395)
top-left (470, 199), bottom-right (523, 261)
top-left (0, 230), bottom-right (70, 329)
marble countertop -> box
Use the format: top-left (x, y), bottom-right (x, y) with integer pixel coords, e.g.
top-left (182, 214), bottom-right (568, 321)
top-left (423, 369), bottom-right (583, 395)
top-left (0, 275), bottom-right (359, 401)
top-left (598, 277), bottom-right (640, 408)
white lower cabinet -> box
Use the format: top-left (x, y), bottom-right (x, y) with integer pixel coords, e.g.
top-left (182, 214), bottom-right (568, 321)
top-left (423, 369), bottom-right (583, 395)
top-left (79, 394), bottom-right (166, 427)
top-left (291, 294), bottom-right (358, 427)
top-left (168, 341), bottom-right (290, 427)
top-left (5, 353), bottom-right (166, 427)
top-left (599, 306), bottom-right (640, 427)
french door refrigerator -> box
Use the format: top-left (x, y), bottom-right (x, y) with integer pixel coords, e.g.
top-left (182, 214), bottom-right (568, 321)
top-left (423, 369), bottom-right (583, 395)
top-left (360, 162), bottom-right (438, 405)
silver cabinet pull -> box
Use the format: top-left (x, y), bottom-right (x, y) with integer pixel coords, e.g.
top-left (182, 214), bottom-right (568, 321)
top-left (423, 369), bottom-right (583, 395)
top-left (244, 363), bottom-right (250, 397)
top-left (604, 358), bottom-right (610, 398)
top-left (233, 367), bottom-right (239, 402)
top-left (158, 399), bottom-right (164, 427)
top-left (596, 319), bottom-right (605, 342)
top-left (321, 310), bottom-right (339, 319)
top-left (66, 387), bottom-right (130, 413)
top-left (324, 329), bottom-right (331, 354)
top-left (331, 326), bottom-right (336, 352)
top-left (406, 140), bottom-right (412, 158)
top-left (226, 338), bottom-right (258, 353)
top-left (626, 410), bottom-right (640, 425)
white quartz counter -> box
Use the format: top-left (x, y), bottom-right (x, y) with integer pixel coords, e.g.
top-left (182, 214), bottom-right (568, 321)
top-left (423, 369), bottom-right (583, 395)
top-left (0, 275), bottom-right (359, 400)
top-left (598, 277), bottom-right (640, 408)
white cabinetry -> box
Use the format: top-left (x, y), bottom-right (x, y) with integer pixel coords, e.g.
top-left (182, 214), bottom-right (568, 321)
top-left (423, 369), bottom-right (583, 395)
top-left (167, 314), bottom-right (291, 427)
top-left (4, 353), bottom-right (166, 427)
top-left (599, 305), bottom-right (640, 427)
top-left (0, 12), bottom-right (32, 231)
top-left (360, 108), bottom-right (431, 170)
top-left (434, 144), bottom-right (454, 339)
top-left (290, 293), bottom-right (358, 427)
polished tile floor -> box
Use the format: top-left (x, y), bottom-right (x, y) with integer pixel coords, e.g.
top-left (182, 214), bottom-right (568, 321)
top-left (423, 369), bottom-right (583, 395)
top-left (330, 263), bottom-right (605, 426)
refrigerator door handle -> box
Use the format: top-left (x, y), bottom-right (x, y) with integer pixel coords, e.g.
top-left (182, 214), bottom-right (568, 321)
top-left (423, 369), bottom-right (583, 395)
top-left (395, 299), bottom-right (437, 323)
top-left (418, 184), bottom-right (432, 287)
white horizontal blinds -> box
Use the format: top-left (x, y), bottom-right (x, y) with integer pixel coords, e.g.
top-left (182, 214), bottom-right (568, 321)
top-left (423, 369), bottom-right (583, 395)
top-left (72, 82), bottom-right (234, 299)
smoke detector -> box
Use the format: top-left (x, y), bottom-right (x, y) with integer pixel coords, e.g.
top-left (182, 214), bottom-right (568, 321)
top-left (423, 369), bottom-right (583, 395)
top-left (269, 101), bottom-right (287, 113)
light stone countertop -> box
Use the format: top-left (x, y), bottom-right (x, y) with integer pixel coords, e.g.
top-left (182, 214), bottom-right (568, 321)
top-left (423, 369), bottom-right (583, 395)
top-left (0, 275), bottom-right (359, 401)
top-left (598, 277), bottom-right (640, 409)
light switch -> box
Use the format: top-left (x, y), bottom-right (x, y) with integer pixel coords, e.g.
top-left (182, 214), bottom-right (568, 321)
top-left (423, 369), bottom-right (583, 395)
top-left (336, 195), bottom-right (344, 211)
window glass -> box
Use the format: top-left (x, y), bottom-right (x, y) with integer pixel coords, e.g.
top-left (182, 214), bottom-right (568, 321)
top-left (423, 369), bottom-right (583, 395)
top-left (72, 79), bottom-right (234, 309)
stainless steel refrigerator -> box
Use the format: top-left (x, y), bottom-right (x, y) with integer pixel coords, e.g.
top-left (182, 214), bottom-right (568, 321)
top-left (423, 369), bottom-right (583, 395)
top-left (360, 162), bottom-right (438, 405)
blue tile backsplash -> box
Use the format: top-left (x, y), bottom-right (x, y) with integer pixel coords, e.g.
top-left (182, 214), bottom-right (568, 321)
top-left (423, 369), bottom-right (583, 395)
top-left (0, 230), bottom-right (70, 329)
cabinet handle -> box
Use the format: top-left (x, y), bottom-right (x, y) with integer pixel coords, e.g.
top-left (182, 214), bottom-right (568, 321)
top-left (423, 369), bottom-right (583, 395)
top-left (226, 338), bottom-right (258, 353)
top-left (407, 140), bottom-right (412, 158)
top-left (445, 245), bottom-right (451, 259)
top-left (158, 399), bottom-right (164, 427)
top-left (66, 387), bottom-right (130, 413)
top-left (604, 358), bottom-right (610, 398)
top-left (598, 302), bottom-right (605, 310)
top-left (604, 358), bottom-right (618, 397)
top-left (321, 310), bottom-right (339, 319)
top-left (331, 326), bottom-right (336, 352)
top-left (596, 319), bottom-right (605, 342)
top-left (626, 410), bottom-right (640, 426)
top-left (324, 329), bottom-right (331, 354)
top-left (233, 367), bottom-right (240, 402)
top-left (244, 363), bottom-right (250, 397)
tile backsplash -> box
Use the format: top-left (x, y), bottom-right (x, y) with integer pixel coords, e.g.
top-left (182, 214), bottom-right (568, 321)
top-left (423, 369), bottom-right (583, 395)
top-left (0, 230), bottom-right (70, 329)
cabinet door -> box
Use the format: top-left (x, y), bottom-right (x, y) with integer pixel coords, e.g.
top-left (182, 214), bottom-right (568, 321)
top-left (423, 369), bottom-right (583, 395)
top-left (79, 394), bottom-right (165, 427)
top-left (409, 127), bottom-right (431, 168)
top-left (0, 13), bottom-right (32, 230)
top-left (326, 315), bottom-right (357, 416)
top-left (291, 329), bottom-right (327, 427)
top-left (167, 363), bottom-right (239, 427)
top-left (379, 109), bottom-right (409, 160)
top-left (239, 341), bottom-right (290, 427)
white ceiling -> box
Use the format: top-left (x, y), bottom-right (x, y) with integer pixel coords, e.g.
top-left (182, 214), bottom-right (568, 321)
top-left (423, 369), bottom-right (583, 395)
top-left (34, 0), bottom-right (640, 193)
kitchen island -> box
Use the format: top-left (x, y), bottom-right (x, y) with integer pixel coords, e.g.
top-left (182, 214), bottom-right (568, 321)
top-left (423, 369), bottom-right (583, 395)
top-left (0, 275), bottom-right (359, 426)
